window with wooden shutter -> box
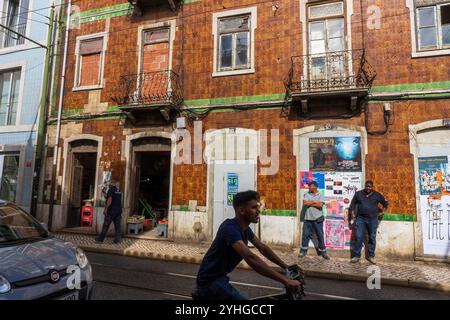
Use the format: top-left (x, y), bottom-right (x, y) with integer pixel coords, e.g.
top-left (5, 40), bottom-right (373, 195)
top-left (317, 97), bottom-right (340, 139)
top-left (75, 37), bottom-right (105, 88)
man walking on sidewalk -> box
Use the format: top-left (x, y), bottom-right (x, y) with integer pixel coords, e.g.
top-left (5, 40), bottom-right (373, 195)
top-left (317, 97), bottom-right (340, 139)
top-left (349, 180), bottom-right (388, 264)
top-left (299, 181), bottom-right (329, 260)
top-left (95, 180), bottom-right (123, 244)
top-left (194, 190), bottom-right (301, 300)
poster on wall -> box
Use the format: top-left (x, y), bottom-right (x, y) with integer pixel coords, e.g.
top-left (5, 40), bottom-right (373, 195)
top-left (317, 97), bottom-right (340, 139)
top-left (335, 137), bottom-right (362, 171)
top-left (445, 158), bottom-right (450, 193)
top-left (227, 173), bottom-right (239, 206)
top-left (325, 199), bottom-right (346, 219)
top-left (418, 156), bottom-right (448, 195)
top-left (420, 195), bottom-right (450, 257)
top-left (300, 171), bottom-right (325, 189)
top-left (325, 219), bottom-right (346, 249)
top-left (324, 172), bottom-right (345, 197)
top-left (306, 136), bottom-right (363, 251)
top-left (309, 138), bottom-right (336, 171)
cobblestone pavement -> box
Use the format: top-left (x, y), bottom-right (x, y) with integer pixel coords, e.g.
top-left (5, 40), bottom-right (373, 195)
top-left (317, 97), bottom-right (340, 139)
top-left (56, 232), bottom-right (450, 293)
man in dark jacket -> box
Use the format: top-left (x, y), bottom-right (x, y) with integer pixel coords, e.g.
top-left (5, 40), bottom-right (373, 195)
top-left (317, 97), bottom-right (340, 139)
top-left (95, 180), bottom-right (123, 244)
top-left (349, 180), bottom-right (388, 264)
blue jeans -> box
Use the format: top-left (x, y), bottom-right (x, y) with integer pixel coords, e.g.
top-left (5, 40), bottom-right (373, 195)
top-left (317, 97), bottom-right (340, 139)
top-left (301, 220), bottom-right (327, 253)
top-left (97, 214), bottom-right (122, 242)
top-left (195, 276), bottom-right (248, 300)
top-left (353, 216), bottom-right (379, 258)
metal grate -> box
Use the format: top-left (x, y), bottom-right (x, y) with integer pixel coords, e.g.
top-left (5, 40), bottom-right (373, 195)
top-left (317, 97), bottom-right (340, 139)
top-left (285, 49), bottom-right (376, 94)
top-left (111, 70), bottom-right (183, 108)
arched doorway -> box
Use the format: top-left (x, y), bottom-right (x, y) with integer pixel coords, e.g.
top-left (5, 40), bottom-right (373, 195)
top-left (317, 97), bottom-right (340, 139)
top-left (410, 120), bottom-right (450, 260)
top-left (125, 133), bottom-right (173, 238)
top-left (65, 139), bottom-right (99, 228)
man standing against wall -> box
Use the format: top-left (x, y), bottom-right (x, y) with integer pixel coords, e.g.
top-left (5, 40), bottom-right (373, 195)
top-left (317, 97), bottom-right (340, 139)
top-left (349, 180), bottom-right (388, 264)
top-left (299, 181), bottom-right (329, 260)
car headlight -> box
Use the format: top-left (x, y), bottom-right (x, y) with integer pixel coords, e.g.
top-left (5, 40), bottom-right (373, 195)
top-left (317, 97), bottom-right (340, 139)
top-left (75, 248), bottom-right (89, 269)
top-left (0, 274), bottom-right (11, 294)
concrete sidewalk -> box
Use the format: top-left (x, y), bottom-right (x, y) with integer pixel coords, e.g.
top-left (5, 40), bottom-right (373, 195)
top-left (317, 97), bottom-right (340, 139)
top-left (56, 232), bottom-right (450, 294)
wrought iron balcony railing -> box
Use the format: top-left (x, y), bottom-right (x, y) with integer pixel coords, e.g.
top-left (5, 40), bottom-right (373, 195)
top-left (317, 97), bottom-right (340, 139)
top-left (285, 49), bottom-right (376, 97)
top-left (111, 70), bottom-right (183, 109)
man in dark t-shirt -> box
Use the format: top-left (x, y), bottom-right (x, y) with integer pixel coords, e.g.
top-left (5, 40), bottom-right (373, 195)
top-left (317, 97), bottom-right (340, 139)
top-left (95, 181), bottom-right (123, 244)
top-left (349, 180), bottom-right (388, 264)
top-left (195, 190), bottom-right (300, 300)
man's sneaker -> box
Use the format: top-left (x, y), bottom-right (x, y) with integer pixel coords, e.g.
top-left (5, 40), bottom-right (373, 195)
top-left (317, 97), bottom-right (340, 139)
top-left (366, 256), bottom-right (376, 265)
top-left (320, 252), bottom-right (330, 260)
top-left (94, 237), bottom-right (103, 243)
top-left (350, 257), bottom-right (360, 263)
top-left (298, 251), bottom-right (307, 258)
top-left (113, 239), bottom-right (121, 244)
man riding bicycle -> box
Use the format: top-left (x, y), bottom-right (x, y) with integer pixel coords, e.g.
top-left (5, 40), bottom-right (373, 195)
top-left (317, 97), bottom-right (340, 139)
top-left (194, 190), bottom-right (301, 300)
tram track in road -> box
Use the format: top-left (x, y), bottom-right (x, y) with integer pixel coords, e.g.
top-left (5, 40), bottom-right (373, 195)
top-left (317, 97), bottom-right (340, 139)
top-left (90, 262), bottom-right (358, 300)
top-left (93, 278), bottom-right (193, 300)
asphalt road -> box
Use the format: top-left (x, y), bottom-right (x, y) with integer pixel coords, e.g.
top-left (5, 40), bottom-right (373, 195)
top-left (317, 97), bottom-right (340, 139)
top-left (86, 252), bottom-right (450, 300)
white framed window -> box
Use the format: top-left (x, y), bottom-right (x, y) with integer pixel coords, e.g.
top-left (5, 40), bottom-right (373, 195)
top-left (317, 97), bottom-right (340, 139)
top-left (0, 68), bottom-right (21, 126)
top-left (0, 0), bottom-right (30, 49)
top-left (417, 3), bottom-right (450, 50)
top-left (307, 2), bottom-right (346, 80)
top-left (407, 0), bottom-right (450, 57)
top-left (212, 7), bottom-right (257, 77)
top-left (73, 33), bottom-right (107, 91)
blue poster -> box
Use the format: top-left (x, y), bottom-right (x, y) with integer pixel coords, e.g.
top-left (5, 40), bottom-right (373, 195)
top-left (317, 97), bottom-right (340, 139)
top-left (335, 137), bottom-right (362, 172)
top-left (227, 173), bottom-right (239, 206)
top-left (418, 156), bottom-right (448, 195)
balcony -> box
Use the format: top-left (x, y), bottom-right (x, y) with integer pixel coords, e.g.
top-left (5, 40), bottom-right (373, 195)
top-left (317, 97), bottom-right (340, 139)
top-left (128, 0), bottom-right (181, 14)
top-left (111, 70), bottom-right (183, 122)
top-left (285, 49), bottom-right (376, 112)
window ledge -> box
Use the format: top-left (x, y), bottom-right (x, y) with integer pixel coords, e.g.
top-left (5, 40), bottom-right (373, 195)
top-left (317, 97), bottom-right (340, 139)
top-left (412, 49), bottom-right (450, 58)
top-left (212, 68), bottom-right (255, 78)
top-left (72, 85), bottom-right (104, 92)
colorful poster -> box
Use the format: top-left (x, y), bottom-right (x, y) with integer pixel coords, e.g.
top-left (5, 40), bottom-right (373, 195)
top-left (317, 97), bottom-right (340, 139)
top-left (309, 138), bottom-right (337, 171)
top-left (325, 219), bottom-right (345, 249)
top-left (300, 171), bottom-right (325, 189)
top-left (227, 173), bottom-right (238, 205)
top-left (418, 156), bottom-right (448, 195)
top-left (325, 199), bottom-right (346, 219)
top-left (420, 195), bottom-right (450, 257)
top-left (335, 137), bottom-right (362, 171)
top-left (300, 171), bottom-right (312, 189)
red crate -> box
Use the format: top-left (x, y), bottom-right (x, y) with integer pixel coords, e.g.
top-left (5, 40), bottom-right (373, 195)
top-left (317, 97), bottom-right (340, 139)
top-left (81, 206), bottom-right (94, 227)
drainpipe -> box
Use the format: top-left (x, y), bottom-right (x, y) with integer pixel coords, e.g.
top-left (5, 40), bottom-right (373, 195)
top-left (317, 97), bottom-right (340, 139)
top-left (31, 4), bottom-right (56, 217)
top-left (48, 0), bottom-right (72, 232)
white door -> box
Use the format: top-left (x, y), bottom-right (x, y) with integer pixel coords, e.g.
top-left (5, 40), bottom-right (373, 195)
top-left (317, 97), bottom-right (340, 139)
top-left (213, 160), bottom-right (256, 238)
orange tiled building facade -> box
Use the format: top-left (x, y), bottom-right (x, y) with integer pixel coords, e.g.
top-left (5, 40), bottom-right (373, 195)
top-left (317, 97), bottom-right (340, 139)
top-left (37, 0), bottom-right (450, 261)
